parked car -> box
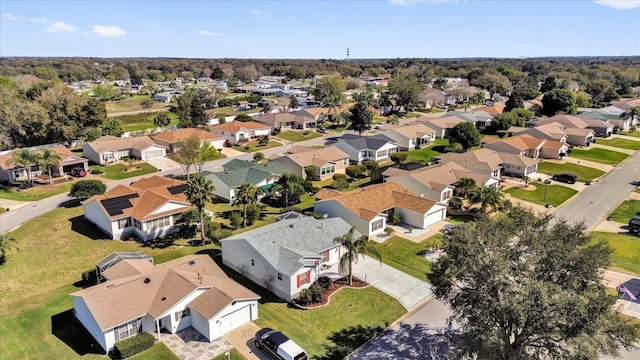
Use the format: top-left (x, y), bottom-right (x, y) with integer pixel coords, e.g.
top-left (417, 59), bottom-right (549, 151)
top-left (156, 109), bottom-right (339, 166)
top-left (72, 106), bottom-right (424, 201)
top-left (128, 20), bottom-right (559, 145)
top-left (255, 328), bottom-right (307, 360)
top-left (317, 128), bottom-right (327, 134)
top-left (629, 216), bottom-right (640, 234)
top-left (551, 173), bottom-right (578, 184)
top-left (70, 167), bottom-right (87, 177)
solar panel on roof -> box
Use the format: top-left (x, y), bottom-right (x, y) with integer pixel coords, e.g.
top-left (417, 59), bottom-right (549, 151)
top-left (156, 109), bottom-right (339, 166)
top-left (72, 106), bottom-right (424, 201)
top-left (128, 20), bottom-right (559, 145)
top-left (167, 184), bottom-right (188, 195)
top-left (100, 193), bottom-right (140, 217)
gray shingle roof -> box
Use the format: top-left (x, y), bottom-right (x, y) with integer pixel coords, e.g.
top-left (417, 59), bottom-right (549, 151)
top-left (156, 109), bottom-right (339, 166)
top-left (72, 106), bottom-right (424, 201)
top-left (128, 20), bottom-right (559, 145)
top-left (222, 216), bottom-right (357, 276)
top-left (337, 134), bottom-right (396, 150)
top-left (203, 159), bottom-right (288, 188)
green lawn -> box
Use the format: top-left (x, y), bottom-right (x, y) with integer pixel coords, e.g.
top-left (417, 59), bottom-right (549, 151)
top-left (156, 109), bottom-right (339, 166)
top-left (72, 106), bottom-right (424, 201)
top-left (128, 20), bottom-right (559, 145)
top-left (371, 235), bottom-right (443, 280)
top-left (129, 343), bottom-right (179, 360)
top-left (106, 95), bottom-right (170, 114)
top-left (276, 131), bottom-right (323, 142)
top-left (89, 162), bottom-right (158, 180)
top-left (212, 348), bottom-right (245, 360)
top-left (117, 112), bottom-right (179, 132)
top-left (406, 139), bottom-right (448, 165)
top-left (590, 232), bottom-right (640, 276)
top-left (569, 148), bottom-right (629, 165)
top-left (0, 182), bottom-right (74, 201)
top-left (446, 215), bottom-right (477, 224)
top-left (596, 138), bottom-right (640, 150)
top-left (233, 141), bottom-right (281, 153)
top-left (504, 183), bottom-right (578, 207)
top-left (621, 131), bottom-right (640, 138)
top-left (124, 119), bottom-right (179, 132)
top-left (536, 162), bottom-right (605, 182)
top-left (608, 200), bottom-right (640, 223)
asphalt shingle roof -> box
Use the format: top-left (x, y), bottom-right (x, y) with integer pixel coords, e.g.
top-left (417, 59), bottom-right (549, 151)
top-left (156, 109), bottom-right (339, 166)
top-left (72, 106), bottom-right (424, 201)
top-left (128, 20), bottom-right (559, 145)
top-left (337, 134), bottom-right (396, 150)
top-left (204, 159), bottom-right (288, 188)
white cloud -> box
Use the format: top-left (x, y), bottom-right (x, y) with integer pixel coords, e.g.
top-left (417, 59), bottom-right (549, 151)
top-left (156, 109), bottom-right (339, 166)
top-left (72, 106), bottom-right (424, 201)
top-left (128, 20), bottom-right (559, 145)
top-left (251, 9), bottom-right (271, 16)
top-left (46, 21), bottom-right (76, 34)
top-left (200, 30), bottom-right (222, 37)
top-left (594, 0), bottom-right (640, 9)
top-left (389, 0), bottom-right (459, 5)
top-left (29, 17), bottom-right (50, 23)
top-left (1, 13), bottom-right (23, 22)
top-left (92, 25), bottom-right (126, 37)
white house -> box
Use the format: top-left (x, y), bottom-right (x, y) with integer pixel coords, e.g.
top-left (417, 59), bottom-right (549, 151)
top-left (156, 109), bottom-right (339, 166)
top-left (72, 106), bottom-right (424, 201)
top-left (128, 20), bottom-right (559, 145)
top-left (0, 145), bottom-right (89, 183)
top-left (71, 253), bottom-right (259, 353)
top-left (221, 213), bottom-right (357, 301)
top-left (83, 136), bottom-right (167, 165)
top-left (152, 128), bottom-right (226, 153)
top-left (82, 176), bottom-right (192, 241)
top-left (378, 123), bottom-right (437, 150)
top-left (203, 159), bottom-right (288, 203)
top-left (209, 121), bottom-right (271, 144)
top-left (314, 182), bottom-right (446, 237)
top-left (416, 116), bottom-right (465, 139)
top-left (331, 134), bottom-right (399, 164)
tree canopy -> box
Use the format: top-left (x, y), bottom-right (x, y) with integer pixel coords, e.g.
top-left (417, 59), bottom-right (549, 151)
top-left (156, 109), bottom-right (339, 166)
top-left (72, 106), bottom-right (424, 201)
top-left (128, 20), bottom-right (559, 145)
top-left (542, 88), bottom-right (577, 116)
top-left (69, 179), bottom-right (106, 199)
top-left (448, 122), bottom-right (481, 150)
top-left (388, 74), bottom-right (424, 110)
top-left (347, 102), bottom-right (373, 135)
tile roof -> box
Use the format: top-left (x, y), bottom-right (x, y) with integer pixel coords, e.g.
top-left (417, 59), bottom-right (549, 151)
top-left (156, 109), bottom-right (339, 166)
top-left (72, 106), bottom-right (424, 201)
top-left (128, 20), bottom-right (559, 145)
top-left (152, 128), bottom-right (225, 143)
top-left (317, 182), bottom-right (437, 221)
top-left (209, 121), bottom-right (270, 133)
top-left (222, 215), bottom-right (357, 276)
top-left (203, 159), bottom-right (288, 188)
top-left (86, 136), bottom-right (161, 153)
top-left (71, 255), bottom-right (259, 330)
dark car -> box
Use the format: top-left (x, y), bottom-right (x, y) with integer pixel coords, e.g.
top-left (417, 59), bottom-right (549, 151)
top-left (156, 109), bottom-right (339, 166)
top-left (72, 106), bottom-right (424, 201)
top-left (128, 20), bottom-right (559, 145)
top-left (629, 216), bottom-right (640, 234)
top-left (551, 173), bottom-right (578, 184)
top-left (70, 167), bottom-right (87, 177)
top-left (255, 328), bottom-right (307, 360)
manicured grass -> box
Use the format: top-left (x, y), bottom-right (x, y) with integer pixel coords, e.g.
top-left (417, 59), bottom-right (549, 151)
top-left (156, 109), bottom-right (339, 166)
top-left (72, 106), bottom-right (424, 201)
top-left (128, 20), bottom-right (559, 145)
top-left (106, 95), bottom-right (170, 114)
top-left (608, 199), bottom-right (640, 223)
top-left (405, 139), bottom-right (448, 165)
top-left (256, 287), bottom-right (405, 358)
top-left (124, 119), bottom-right (179, 132)
top-left (89, 162), bottom-right (158, 180)
top-left (371, 235), bottom-right (443, 280)
top-left (233, 141), bottom-right (281, 153)
top-left (446, 215), bottom-right (477, 224)
top-left (504, 183), bottom-right (578, 207)
top-left (536, 161), bottom-right (605, 182)
top-left (596, 138), bottom-right (640, 150)
top-left (276, 130), bottom-right (323, 142)
top-left (591, 232), bottom-right (640, 276)
top-left (569, 148), bottom-right (629, 165)
top-left (621, 131), bottom-right (640, 138)
top-left (0, 182), bottom-right (74, 201)
top-left (129, 343), bottom-right (179, 360)
top-left (212, 348), bottom-right (245, 360)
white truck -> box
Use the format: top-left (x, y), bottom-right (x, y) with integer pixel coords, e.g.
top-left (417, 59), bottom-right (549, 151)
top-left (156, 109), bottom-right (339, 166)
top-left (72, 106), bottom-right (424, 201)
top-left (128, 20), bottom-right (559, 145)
top-left (254, 327), bottom-right (307, 360)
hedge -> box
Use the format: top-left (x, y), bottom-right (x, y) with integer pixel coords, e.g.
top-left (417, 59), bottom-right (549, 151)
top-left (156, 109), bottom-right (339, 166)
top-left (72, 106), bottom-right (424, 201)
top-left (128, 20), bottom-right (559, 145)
top-left (113, 332), bottom-right (155, 358)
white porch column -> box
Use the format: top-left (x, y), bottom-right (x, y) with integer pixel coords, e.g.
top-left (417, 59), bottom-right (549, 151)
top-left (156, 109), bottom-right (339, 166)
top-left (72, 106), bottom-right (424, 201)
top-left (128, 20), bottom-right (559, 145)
top-left (156, 318), bottom-right (161, 340)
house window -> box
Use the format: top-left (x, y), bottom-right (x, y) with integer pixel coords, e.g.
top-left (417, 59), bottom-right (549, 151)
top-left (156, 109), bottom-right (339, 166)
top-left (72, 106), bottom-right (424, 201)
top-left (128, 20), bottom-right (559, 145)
top-left (117, 218), bottom-right (130, 229)
top-left (145, 216), bottom-right (171, 230)
top-left (174, 308), bottom-right (190, 321)
top-left (251, 259), bottom-right (255, 266)
top-left (377, 150), bottom-right (388, 158)
top-left (133, 219), bottom-right (142, 230)
top-left (113, 318), bottom-right (141, 342)
top-left (277, 273), bottom-right (283, 281)
top-left (342, 158), bottom-right (348, 165)
top-left (298, 271), bottom-right (309, 287)
top-left (442, 190), bottom-right (452, 201)
top-left (102, 153), bottom-right (114, 161)
top-left (371, 219), bottom-right (384, 232)
top-left (320, 165), bottom-right (336, 176)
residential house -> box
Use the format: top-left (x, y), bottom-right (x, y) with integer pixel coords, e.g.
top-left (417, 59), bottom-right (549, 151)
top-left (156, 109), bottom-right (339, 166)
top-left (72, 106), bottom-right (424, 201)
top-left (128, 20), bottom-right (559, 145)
top-left (382, 162), bottom-right (497, 203)
top-left (473, 105), bottom-right (505, 116)
top-left (510, 123), bottom-right (595, 147)
top-left (330, 134), bottom-right (399, 164)
top-left (203, 159), bottom-right (288, 203)
top-left (271, 146), bottom-right (350, 181)
top-left (209, 122), bottom-right (271, 145)
top-left (482, 134), bottom-right (568, 160)
top-left (254, 113), bottom-right (316, 130)
top-left (378, 123), bottom-right (437, 150)
top-left (434, 148), bottom-right (539, 178)
top-left (152, 128), bottom-right (226, 153)
top-left (577, 108), bottom-right (630, 131)
top-left (292, 107), bottom-right (331, 121)
top-left (235, 101), bottom-right (251, 111)
top-left (221, 214), bottom-right (356, 301)
top-left (416, 116), bottom-right (465, 139)
top-left (314, 182), bottom-right (446, 237)
top-left (82, 176), bottom-right (191, 241)
top-left (447, 110), bottom-right (493, 130)
top-left (0, 145), bottom-right (89, 183)
top-left (83, 136), bottom-right (167, 165)
top-left (535, 115), bottom-right (614, 137)
top-left (72, 253), bottom-right (259, 353)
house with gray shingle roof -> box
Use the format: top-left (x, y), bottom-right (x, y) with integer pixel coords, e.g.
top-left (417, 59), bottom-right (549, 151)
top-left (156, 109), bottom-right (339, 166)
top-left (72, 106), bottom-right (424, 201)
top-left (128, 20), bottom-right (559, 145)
top-left (220, 215), bottom-right (357, 301)
top-left (203, 159), bottom-right (288, 203)
top-left (330, 133), bottom-right (400, 164)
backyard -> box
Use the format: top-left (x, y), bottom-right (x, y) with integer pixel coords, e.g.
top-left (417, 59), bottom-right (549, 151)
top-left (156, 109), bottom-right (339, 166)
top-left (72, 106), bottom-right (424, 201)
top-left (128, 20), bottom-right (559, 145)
top-left (405, 139), bottom-right (448, 165)
top-left (608, 199), bottom-right (640, 223)
top-left (569, 148), bottom-right (629, 165)
top-left (106, 95), bottom-right (171, 115)
top-left (276, 130), bottom-right (323, 142)
top-left (590, 232), bottom-right (640, 276)
top-left (504, 183), bottom-right (578, 207)
top-left (89, 162), bottom-right (158, 180)
top-left (114, 112), bottom-right (179, 133)
top-left (596, 138), bottom-right (640, 150)
top-left (536, 161), bottom-right (605, 182)
top-left (371, 234), bottom-right (443, 280)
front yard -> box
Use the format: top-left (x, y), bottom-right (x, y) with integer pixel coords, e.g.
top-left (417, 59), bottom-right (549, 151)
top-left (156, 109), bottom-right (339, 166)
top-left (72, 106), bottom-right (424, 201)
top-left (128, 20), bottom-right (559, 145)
top-left (536, 162), bottom-right (605, 182)
top-left (590, 232), bottom-right (640, 276)
top-left (569, 148), bottom-right (629, 165)
top-left (504, 183), bottom-right (578, 207)
top-left (232, 140), bottom-right (281, 153)
top-left (0, 182), bottom-right (74, 201)
top-left (405, 139), bottom-right (448, 165)
top-left (608, 199), bottom-right (640, 223)
top-left (89, 162), bottom-right (158, 180)
top-left (596, 138), bottom-right (640, 150)
top-left (276, 130), bottom-right (323, 142)
top-left (371, 235), bottom-right (443, 280)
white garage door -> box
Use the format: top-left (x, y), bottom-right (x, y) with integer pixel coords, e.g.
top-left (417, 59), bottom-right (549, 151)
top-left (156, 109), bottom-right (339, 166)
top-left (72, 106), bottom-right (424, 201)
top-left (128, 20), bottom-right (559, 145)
top-left (424, 209), bottom-right (445, 227)
top-left (221, 305), bottom-right (251, 334)
top-left (144, 150), bottom-right (165, 159)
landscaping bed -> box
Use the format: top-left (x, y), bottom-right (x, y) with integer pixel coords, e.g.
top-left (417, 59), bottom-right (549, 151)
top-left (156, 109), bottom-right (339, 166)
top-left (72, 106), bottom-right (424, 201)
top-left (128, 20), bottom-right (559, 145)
top-left (293, 276), bottom-right (368, 309)
top-left (536, 161), bottom-right (605, 182)
top-left (232, 140), bottom-right (281, 153)
top-left (504, 183), bottom-right (578, 207)
top-left (569, 148), bottom-right (629, 165)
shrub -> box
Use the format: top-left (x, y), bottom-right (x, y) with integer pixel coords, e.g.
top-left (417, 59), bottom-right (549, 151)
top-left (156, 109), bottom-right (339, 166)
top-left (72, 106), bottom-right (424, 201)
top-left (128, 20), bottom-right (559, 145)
top-left (90, 168), bottom-right (103, 175)
top-left (69, 179), bottom-right (107, 199)
top-left (384, 226), bottom-right (395, 236)
top-left (225, 140), bottom-right (233, 147)
top-left (497, 130), bottom-right (508, 138)
top-left (390, 152), bottom-right (408, 164)
top-left (363, 160), bottom-right (379, 173)
top-left (258, 136), bottom-right (269, 147)
top-left (346, 165), bottom-right (364, 179)
top-left (331, 178), bottom-right (349, 190)
top-left (230, 211), bottom-right (243, 229)
top-left (113, 332), bottom-right (155, 359)
top-left (235, 114), bottom-right (254, 122)
top-left (18, 182), bottom-right (31, 189)
top-left (304, 166), bottom-right (317, 180)
top-left (333, 174), bottom-right (347, 181)
top-left (81, 268), bottom-right (98, 286)
top-left (140, 98), bottom-right (154, 109)
top-left (302, 130), bottom-right (310, 136)
top-left (246, 204), bottom-right (262, 225)
top-left (445, 142), bottom-right (464, 152)
top-left (317, 276), bottom-right (332, 290)
top-left (298, 289), bottom-right (313, 305)
top-left (390, 213), bottom-right (402, 225)
top-left (310, 284), bottom-right (326, 303)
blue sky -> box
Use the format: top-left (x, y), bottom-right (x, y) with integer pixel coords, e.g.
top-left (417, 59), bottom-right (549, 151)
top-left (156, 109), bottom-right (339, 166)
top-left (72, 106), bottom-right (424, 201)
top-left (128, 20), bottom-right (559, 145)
top-left (1, 0), bottom-right (639, 58)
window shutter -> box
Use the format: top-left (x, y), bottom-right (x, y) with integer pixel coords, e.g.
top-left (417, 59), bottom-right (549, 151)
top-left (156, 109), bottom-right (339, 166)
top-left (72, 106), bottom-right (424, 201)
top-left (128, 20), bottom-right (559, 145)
top-left (325, 250), bottom-right (330, 262)
top-left (297, 274), bottom-right (300, 288)
top-left (307, 270), bottom-right (311, 284)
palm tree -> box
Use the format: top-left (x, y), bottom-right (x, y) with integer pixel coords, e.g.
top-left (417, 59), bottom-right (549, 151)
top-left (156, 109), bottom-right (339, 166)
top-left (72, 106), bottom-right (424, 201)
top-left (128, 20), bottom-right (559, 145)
top-left (324, 93), bottom-right (343, 125)
top-left (233, 183), bottom-right (264, 228)
top-left (253, 152), bottom-right (265, 163)
top-left (185, 175), bottom-right (216, 245)
top-left (455, 177), bottom-right (476, 199)
top-left (0, 233), bottom-right (18, 264)
top-left (333, 227), bottom-right (381, 285)
top-left (272, 172), bottom-right (305, 207)
top-left (621, 106), bottom-right (640, 126)
top-left (38, 148), bottom-right (62, 184)
top-left (448, 196), bottom-right (463, 211)
top-left (7, 149), bottom-right (39, 185)
top-left (468, 185), bottom-right (504, 213)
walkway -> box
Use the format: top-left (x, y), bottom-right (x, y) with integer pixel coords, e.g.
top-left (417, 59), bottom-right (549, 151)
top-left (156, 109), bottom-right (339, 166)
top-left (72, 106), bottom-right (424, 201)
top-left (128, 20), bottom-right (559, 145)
top-left (146, 156), bottom-right (181, 171)
top-left (162, 327), bottom-right (232, 360)
top-left (351, 255), bottom-right (433, 311)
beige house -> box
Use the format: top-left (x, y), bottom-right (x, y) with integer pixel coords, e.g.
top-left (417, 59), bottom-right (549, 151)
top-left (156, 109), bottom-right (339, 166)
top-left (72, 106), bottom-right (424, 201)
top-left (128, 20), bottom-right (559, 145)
top-left (0, 145), bottom-right (89, 183)
top-left (255, 112), bottom-right (316, 130)
top-left (209, 121), bottom-right (271, 144)
top-left (83, 136), bottom-right (167, 165)
top-left (416, 116), bottom-right (465, 139)
top-left (271, 146), bottom-right (350, 181)
top-left (482, 134), bottom-right (568, 160)
top-left (152, 128), bottom-right (226, 153)
top-left (434, 148), bottom-right (538, 178)
top-left (379, 123), bottom-right (437, 150)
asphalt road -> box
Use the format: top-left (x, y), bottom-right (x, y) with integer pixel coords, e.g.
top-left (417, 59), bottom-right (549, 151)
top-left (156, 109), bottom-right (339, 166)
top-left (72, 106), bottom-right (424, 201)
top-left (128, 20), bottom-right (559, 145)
top-left (0, 135), bottom-right (329, 234)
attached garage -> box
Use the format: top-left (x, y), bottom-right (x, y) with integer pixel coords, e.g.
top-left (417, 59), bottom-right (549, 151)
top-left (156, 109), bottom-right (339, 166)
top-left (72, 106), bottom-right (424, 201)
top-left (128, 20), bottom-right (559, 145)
top-left (424, 206), bottom-right (446, 227)
top-left (220, 304), bottom-right (252, 334)
top-left (136, 145), bottom-right (167, 160)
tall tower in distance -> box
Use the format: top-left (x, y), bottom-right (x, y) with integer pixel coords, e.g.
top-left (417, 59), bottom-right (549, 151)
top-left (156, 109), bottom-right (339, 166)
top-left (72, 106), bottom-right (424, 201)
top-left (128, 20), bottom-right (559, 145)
top-left (347, 48), bottom-right (350, 63)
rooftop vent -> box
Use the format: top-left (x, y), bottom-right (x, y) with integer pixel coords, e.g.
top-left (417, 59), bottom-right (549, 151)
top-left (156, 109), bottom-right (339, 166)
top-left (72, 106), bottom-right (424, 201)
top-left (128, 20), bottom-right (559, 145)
top-left (143, 277), bottom-right (151, 284)
top-left (188, 260), bottom-right (195, 266)
top-left (161, 296), bottom-right (167, 301)
top-left (289, 224), bottom-right (295, 228)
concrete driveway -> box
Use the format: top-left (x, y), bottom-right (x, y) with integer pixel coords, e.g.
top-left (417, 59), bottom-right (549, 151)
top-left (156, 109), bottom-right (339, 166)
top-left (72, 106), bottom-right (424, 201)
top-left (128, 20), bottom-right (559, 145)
top-left (351, 255), bottom-right (433, 311)
top-left (224, 322), bottom-right (270, 360)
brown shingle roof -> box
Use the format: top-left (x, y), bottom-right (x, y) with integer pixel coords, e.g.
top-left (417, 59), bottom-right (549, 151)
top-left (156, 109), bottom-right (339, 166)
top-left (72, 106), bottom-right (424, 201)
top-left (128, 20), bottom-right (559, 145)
top-left (209, 121), bottom-right (270, 133)
top-left (255, 113), bottom-right (315, 126)
top-left (87, 136), bottom-right (161, 153)
top-left (0, 145), bottom-right (76, 169)
top-left (283, 147), bottom-right (349, 168)
top-left (152, 128), bottom-right (225, 143)
top-left (102, 259), bottom-right (155, 281)
top-left (384, 123), bottom-right (436, 139)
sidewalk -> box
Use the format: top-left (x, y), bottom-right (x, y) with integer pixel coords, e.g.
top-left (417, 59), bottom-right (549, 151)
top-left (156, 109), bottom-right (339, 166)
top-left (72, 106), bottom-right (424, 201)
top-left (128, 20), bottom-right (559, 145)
top-left (603, 270), bottom-right (640, 320)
